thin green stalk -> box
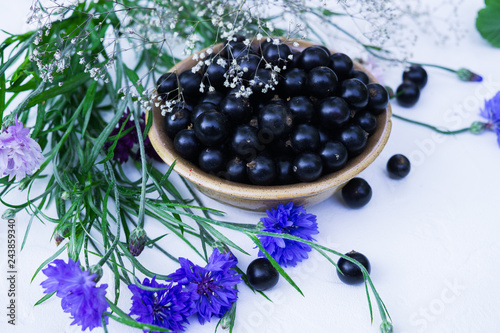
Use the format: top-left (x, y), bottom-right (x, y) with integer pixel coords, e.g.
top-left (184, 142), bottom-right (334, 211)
top-left (392, 114), bottom-right (471, 135)
top-left (132, 113), bottom-right (147, 229)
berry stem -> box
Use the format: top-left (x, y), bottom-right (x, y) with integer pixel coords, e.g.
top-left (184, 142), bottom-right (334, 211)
top-left (392, 114), bottom-right (471, 135)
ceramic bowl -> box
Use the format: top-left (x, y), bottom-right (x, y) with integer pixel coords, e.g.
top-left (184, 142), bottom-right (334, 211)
top-left (149, 38), bottom-right (392, 211)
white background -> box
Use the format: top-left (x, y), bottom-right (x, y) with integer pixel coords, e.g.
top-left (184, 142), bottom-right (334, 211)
top-left (1, 1), bottom-right (500, 333)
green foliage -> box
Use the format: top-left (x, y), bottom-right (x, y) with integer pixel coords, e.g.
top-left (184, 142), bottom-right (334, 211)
top-left (476, 0), bottom-right (500, 47)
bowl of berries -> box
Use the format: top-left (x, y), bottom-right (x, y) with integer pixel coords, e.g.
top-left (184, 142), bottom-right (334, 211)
top-left (148, 36), bottom-right (392, 211)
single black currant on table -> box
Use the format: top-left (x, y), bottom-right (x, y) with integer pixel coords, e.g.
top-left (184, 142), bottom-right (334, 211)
top-left (261, 41), bottom-right (292, 68)
top-left (387, 154), bottom-right (411, 179)
top-left (337, 250), bottom-right (371, 285)
top-left (328, 53), bottom-right (354, 81)
top-left (396, 82), bottom-right (420, 107)
top-left (403, 64), bottom-right (428, 89)
top-left (319, 141), bottom-right (348, 172)
top-left (353, 111), bottom-right (377, 135)
top-left (193, 111), bottom-right (228, 146)
top-left (341, 177), bottom-right (372, 208)
top-left (290, 124), bottom-right (320, 153)
top-left (339, 79), bottom-right (369, 109)
top-left (178, 70), bottom-right (203, 102)
top-left (281, 68), bottom-right (307, 97)
top-left (156, 72), bottom-right (178, 100)
top-left (164, 107), bottom-right (191, 139)
top-left (307, 66), bottom-right (338, 99)
top-left (317, 96), bottom-right (350, 129)
top-left (191, 102), bottom-right (218, 123)
top-left (173, 129), bottom-right (200, 161)
top-left (198, 148), bottom-right (226, 173)
top-left (247, 258), bottom-right (280, 291)
top-left (247, 155), bottom-right (276, 185)
top-left (287, 96), bottom-right (314, 123)
top-left (298, 46), bottom-right (330, 71)
top-left (339, 124), bottom-right (367, 155)
top-left (366, 83), bottom-right (389, 115)
top-left (225, 157), bottom-right (248, 183)
top-left (293, 153), bottom-right (323, 182)
top-left (220, 94), bottom-right (252, 124)
top-left (231, 125), bottom-right (261, 160)
top-left (350, 70), bottom-right (370, 85)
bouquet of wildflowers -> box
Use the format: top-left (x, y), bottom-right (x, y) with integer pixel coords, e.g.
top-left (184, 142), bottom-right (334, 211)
top-left (2, 0), bottom-right (497, 332)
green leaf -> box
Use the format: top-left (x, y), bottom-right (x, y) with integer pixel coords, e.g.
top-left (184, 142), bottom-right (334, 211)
top-left (476, 0), bottom-right (500, 47)
top-left (34, 291), bottom-right (55, 306)
top-left (31, 244), bottom-right (68, 282)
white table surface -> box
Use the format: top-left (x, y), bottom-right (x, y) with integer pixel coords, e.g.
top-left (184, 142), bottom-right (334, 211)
top-left (2, 1), bottom-right (500, 332)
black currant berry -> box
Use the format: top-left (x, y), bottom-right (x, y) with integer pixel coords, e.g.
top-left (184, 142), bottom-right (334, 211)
top-left (193, 111), bottom-right (228, 146)
top-left (317, 96), bottom-right (350, 129)
top-left (191, 102), bottom-right (218, 123)
top-left (402, 65), bottom-right (427, 89)
top-left (220, 94), bottom-right (252, 124)
top-left (281, 68), bottom-right (307, 97)
top-left (198, 148), bottom-right (225, 173)
top-left (247, 155), bottom-right (276, 185)
top-left (173, 129), bottom-right (200, 161)
top-left (387, 154), bottom-right (411, 179)
top-left (341, 177), bottom-right (372, 208)
top-left (337, 250), bottom-right (371, 285)
top-left (307, 66), bottom-right (338, 99)
top-left (231, 125), bottom-right (261, 160)
top-left (319, 141), bottom-right (348, 172)
top-left (178, 70), bottom-right (203, 102)
top-left (298, 46), bottom-right (330, 71)
top-left (339, 124), bottom-right (367, 155)
top-left (225, 157), bottom-right (248, 183)
top-left (258, 103), bottom-right (293, 140)
top-left (275, 156), bottom-right (297, 185)
top-left (350, 70), bottom-right (370, 85)
top-left (238, 54), bottom-right (262, 80)
top-left (353, 111), bottom-right (377, 135)
top-left (251, 69), bottom-right (278, 101)
top-left (339, 79), bottom-right (369, 109)
top-left (164, 107), bottom-right (191, 139)
top-left (247, 258), bottom-right (279, 291)
top-left (204, 59), bottom-right (227, 91)
top-left (290, 124), bottom-right (320, 152)
top-left (156, 73), bottom-right (178, 100)
top-left (288, 96), bottom-right (314, 123)
top-left (366, 83), bottom-right (389, 115)
top-left (224, 42), bottom-right (252, 60)
top-left (293, 153), bottom-right (323, 182)
top-left (199, 91), bottom-right (225, 107)
top-left (328, 53), bottom-right (354, 80)
top-left (262, 41), bottom-right (292, 68)
top-left (396, 82), bottom-right (420, 107)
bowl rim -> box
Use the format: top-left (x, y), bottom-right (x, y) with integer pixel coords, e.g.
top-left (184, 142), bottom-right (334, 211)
top-left (148, 38), bottom-right (392, 201)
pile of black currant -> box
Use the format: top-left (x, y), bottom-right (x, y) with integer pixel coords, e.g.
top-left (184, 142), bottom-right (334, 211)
top-left (156, 36), bottom-right (389, 185)
top-left (395, 64), bottom-right (428, 107)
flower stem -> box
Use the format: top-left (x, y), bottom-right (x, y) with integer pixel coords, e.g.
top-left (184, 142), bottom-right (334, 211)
top-left (392, 114), bottom-right (471, 135)
top-left (133, 112), bottom-right (147, 229)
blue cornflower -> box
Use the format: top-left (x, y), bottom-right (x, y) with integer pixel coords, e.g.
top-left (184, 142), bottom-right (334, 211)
top-left (169, 248), bottom-right (241, 324)
top-left (258, 202), bottom-right (319, 268)
top-left (480, 91), bottom-right (500, 146)
top-left (128, 277), bottom-right (193, 332)
top-left (41, 258), bottom-right (109, 331)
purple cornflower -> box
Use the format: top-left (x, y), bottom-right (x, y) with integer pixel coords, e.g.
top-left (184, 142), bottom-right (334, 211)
top-left (169, 248), bottom-right (241, 324)
top-left (257, 202), bottom-right (319, 268)
top-left (105, 109), bottom-right (160, 163)
top-left (128, 277), bottom-right (193, 332)
top-left (480, 91), bottom-right (500, 146)
top-left (0, 116), bottom-right (43, 181)
top-left (41, 258), bottom-right (109, 331)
